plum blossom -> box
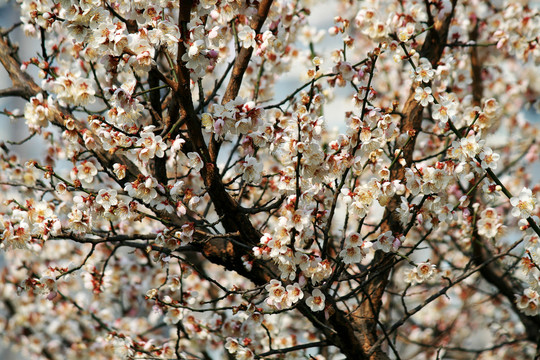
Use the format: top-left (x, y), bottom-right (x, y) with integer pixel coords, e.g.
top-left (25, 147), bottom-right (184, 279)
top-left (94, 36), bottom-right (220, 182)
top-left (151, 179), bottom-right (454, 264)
top-left (51, 73), bottom-right (96, 106)
top-left (111, 336), bottom-right (134, 359)
top-left (414, 86), bottom-right (434, 107)
top-left (306, 289), bottom-right (326, 312)
top-left (398, 22), bottom-right (416, 42)
top-left (164, 308), bottom-right (184, 325)
top-left (113, 163), bottom-right (127, 180)
top-left (4, 1), bottom-right (540, 359)
top-left (134, 126), bottom-right (167, 163)
top-left (477, 208), bottom-right (503, 238)
top-left (404, 262), bottom-right (437, 285)
top-left (237, 156), bottom-right (263, 184)
top-left (459, 133), bottom-right (484, 159)
top-left (265, 279), bottom-right (287, 308)
top-left (2, 221), bottom-right (31, 250)
top-left (187, 152), bottom-right (204, 172)
top-left (374, 231), bottom-right (399, 252)
top-left (432, 94), bottom-right (458, 123)
top-left (281, 209), bottom-right (311, 232)
top-left (285, 283), bottom-right (304, 307)
top-left (24, 93), bottom-right (58, 129)
top-left (413, 58), bottom-right (435, 83)
top-left (510, 188), bottom-right (536, 218)
top-left (340, 246), bottom-right (363, 264)
top-left (225, 338), bottom-right (240, 355)
top-left (516, 288), bottom-right (540, 316)
top-left (125, 177), bottom-right (158, 204)
top-left (236, 348), bottom-right (255, 360)
top-left (96, 189), bottom-right (118, 211)
top-left (76, 161), bottom-right (98, 184)
top-left (345, 232), bottom-right (363, 247)
top-left (68, 208), bottom-right (91, 233)
top-left (483, 98), bottom-right (500, 118)
top-left (347, 180), bottom-right (380, 218)
top-left (449, 133), bottom-right (484, 162)
top-left (479, 147), bottom-right (500, 170)
top-left (237, 25), bottom-right (257, 49)
top-left (341, 232), bottom-right (373, 261)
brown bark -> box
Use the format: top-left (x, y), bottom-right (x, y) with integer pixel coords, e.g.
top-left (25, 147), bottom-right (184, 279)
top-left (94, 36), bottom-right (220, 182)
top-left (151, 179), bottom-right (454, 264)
top-left (350, 3), bottom-right (458, 359)
top-left (468, 18), bottom-right (540, 343)
top-left (209, 0), bottom-right (275, 162)
top-left (0, 36), bottom-right (42, 99)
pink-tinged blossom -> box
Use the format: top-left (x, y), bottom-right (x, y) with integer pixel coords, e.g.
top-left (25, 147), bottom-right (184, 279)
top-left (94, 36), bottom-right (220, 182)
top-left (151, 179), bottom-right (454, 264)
top-left (114, 201), bottom-right (130, 220)
top-left (187, 152), bottom-right (204, 172)
top-left (237, 156), bottom-right (263, 184)
top-left (375, 231), bottom-right (398, 253)
top-left (178, 223), bottom-right (194, 244)
top-left (170, 180), bottom-right (185, 200)
top-left (435, 0), bottom-right (453, 20)
top-left (510, 188), bottom-right (536, 218)
top-left (477, 208), bottom-right (503, 238)
top-left (267, 235), bottom-right (289, 258)
top-left (5, 1), bottom-right (540, 358)
top-left (225, 338), bottom-right (240, 354)
top-left (164, 308), bottom-right (184, 325)
top-left (265, 279), bottom-right (287, 308)
top-left (516, 288), bottom-right (540, 316)
top-left (281, 209), bottom-right (311, 232)
top-left (306, 289), bottom-right (326, 312)
top-left (311, 260), bottom-right (333, 285)
top-left (24, 93), bottom-right (58, 129)
top-left (483, 98), bottom-right (500, 118)
top-left (432, 94), bottom-right (458, 123)
top-left (111, 336), bottom-right (134, 359)
top-left (459, 133), bottom-right (484, 159)
top-left (340, 246), bottom-right (363, 264)
top-left (2, 221), bottom-right (31, 250)
top-left (236, 348), bottom-right (255, 360)
top-left (125, 177), bottom-right (158, 204)
top-left (237, 25), bottom-right (257, 49)
top-left (76, 161), bottom-right (98, 184)
top-left (404, 262), bottom-right (437, 285)
top-left (345, 232), bottom-right (363, 247)
top-left (413, 58), bottom-right (435, 83)
top-left (405, 169), bottom-right (422, 196)
top-left (285, 283), bottom-right (304, 307)
top-left (348, 180), bottom-right (380, 218)
top-left (96, 189), bottom-right (118, 211)
top-left (398, 22), bottom-right (416, 42)
top-left (55, 182), bottom-right (67, 195)
top-left (68, 208), bottom-right (90, 234)
top-left (113, 163), bottom-right (127, 180)
top-left (479, 147), bottom-right (500, 170)
top-left (414, 86), bottom-right (434, 107)
top-left (134, 126), bottom-right (167, 163)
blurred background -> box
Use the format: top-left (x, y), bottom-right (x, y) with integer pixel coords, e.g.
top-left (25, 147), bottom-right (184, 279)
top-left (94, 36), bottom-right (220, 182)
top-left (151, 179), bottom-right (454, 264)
top-left (1, 2), bottom-right (36, 359)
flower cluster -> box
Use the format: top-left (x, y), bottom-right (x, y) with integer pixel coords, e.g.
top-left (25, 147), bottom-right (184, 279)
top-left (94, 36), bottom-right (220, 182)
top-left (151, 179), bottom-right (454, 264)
top-left (516, 288), bottom-right (540, 316)
top-left (404, 262), bottom-right (437, 285)
top-left (510, 188), bottom-right (537, 219)
top-left (339, 232), bottom-right (373, 264)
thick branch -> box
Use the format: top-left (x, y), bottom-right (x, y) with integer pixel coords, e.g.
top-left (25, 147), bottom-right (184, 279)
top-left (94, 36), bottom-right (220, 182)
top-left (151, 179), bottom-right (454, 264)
top-left (0, 36), bottom-right (41, 99)
top-left (209, 0), bottom-right (274, 162)
top-left (351, 2), bottom-right (458, 359)
top-left (0, 86), bottom-right (34, 98)
top-left (467, 20), bottom-right (540, 341)
top-left (221, 0), bottom-right (274, 105)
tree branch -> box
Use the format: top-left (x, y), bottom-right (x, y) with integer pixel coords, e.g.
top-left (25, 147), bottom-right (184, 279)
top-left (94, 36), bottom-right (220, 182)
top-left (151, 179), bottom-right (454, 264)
top-left (350, 2), bottom-right (458, 358)
top-left (0, 36), bottom-right (41, 99)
